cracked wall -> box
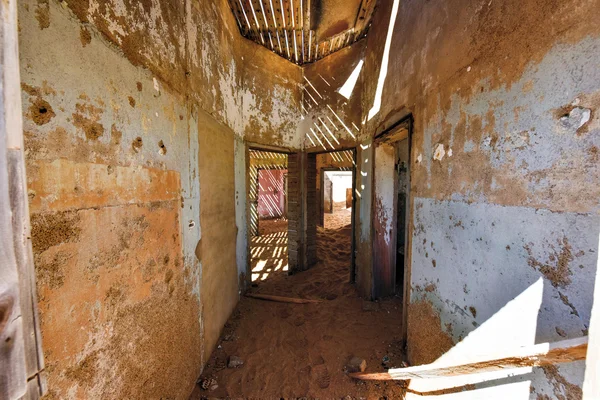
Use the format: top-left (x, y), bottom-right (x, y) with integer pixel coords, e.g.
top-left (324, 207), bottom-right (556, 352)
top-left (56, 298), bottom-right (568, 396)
top-left (356, 0), bottom-right (600, 397)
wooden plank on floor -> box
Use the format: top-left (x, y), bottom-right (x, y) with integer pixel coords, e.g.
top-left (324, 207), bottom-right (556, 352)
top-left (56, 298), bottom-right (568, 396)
top-left (246, 293), bottom-right (322, 304)
top-left (350, 337), bottom-right (588, 381)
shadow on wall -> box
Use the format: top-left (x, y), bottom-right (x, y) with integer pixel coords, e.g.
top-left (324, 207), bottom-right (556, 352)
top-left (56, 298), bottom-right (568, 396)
top-left (407, 199), bottom-right (600, 398)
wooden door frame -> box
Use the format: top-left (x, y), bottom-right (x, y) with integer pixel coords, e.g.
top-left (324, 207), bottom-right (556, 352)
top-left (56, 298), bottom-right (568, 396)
top-left (245, 144), bottom-right (291, 286)
top-left (372, 115), bottom-right (413, 344)
top-left (320, 167), bottom-right (351, 223)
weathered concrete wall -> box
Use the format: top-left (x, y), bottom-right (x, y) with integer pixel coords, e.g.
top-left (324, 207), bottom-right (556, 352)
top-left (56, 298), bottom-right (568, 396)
top-left (197, 110), bottom-right (239, 366)
top-left (240, 44), bottom-right (304, 147)
top-left (18, 0), bottom-right (260, 397)
top-left (53, 0), bottom-right (304, 149)
top-left (358, 0), bottom-right (600, 397)
top-left (354, 139), bottom-right (374, 298)
top-left (20, 0), bottom-right (205, 397)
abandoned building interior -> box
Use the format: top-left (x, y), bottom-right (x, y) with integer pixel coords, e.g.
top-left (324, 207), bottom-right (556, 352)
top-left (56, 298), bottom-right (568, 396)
top-left (1, 0), bottom-right (599, 399)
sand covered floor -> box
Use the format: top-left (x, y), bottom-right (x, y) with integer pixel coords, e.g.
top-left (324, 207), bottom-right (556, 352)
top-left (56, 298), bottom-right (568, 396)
top-left (251, 219), bottom-right (289, 283)
top-left (191, 210), bottom-right (406, 399)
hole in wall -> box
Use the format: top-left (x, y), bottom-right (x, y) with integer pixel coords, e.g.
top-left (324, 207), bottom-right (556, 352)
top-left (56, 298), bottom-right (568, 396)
top-left (29, 98), bottom-right (55, 125)
top-left (158, 140), bottom-right (167, 155)
top-left (132, 137), bottom-right (143, 153)
top-left (189, 220), bottom-right (195, 229)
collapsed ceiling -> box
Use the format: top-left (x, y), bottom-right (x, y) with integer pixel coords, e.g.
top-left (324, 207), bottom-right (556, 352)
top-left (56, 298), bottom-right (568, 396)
top-left (227, 0), bottom-right (377, 65)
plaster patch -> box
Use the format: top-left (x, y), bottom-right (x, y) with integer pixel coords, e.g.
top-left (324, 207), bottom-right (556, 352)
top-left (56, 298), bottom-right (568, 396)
top-left (433, 143), bottom-right (446, 161)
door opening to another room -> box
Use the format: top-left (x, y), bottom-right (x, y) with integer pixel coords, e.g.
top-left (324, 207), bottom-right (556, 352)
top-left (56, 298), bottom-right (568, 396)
top-left (372, 116), bottom-right (412, 343)
top-left (394, 138), bottom-right (410, 296)
top-left (315, 150), bottom-right (357, 284)
top-left (321, 170), bottom-right (353, 230)
top-left (248, 150), bottom-right (289, 283)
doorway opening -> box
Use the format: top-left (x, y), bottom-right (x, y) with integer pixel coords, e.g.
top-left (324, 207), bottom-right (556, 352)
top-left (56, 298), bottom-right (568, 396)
top-left (315, 149), bottom-right (357, 284)
top-left (372, 116), bottom-right (412, 330)
top-left (248, 149), bottom-right (289, 283)
top-left (321, 169), bottom-right (353, 229)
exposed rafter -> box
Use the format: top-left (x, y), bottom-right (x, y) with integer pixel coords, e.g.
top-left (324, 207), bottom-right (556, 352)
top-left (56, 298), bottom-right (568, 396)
top-left (227, 0), bottom-right (377, 65)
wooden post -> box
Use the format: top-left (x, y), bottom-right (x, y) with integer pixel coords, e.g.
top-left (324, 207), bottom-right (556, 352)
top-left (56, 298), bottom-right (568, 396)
top-left (245, 293), bottom-right (322, 304)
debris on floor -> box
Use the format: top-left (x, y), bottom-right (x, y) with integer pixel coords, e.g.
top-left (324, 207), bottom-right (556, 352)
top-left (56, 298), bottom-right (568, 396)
top-left (198, 377), bottom-right (218, 392)
top-left (227, 356), bottom-right (244, 368)
top-left (190, 210), bottom-right (407, 399)
top-left (346, 356), bottom-right (367, 373)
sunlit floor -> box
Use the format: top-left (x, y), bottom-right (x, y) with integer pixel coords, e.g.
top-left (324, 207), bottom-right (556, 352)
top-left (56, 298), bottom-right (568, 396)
top-left (251, 219), bottom-right (289, 283)
top-left (250, 231), bottom-right (288, 282)
top-left (324, 202), bottom-right (352, 230)
top-left (191, 208), bottom-right (406, 399)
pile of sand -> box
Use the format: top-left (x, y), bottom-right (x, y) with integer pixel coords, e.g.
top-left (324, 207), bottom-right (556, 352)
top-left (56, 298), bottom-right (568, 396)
top-left (192, 209), bottom-right (406, 399)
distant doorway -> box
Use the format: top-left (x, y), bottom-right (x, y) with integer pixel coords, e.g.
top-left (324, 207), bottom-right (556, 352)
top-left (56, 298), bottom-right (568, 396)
top-left (314, 150), bottom-right (357, 283)
top-left (321, 170), bottom-right (353, 230)
top-left (257, 168), bottom-right (287, 230)
top-left (372, 116), bottom-right (412, 306)
top-left (248, 150), bottom-right (289, 283)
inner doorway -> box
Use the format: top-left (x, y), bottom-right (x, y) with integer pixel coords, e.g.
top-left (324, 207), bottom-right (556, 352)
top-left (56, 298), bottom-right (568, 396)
top-left (372, 117), bottom-right (412, 303)
top-left (321, 170), bottom-right (353, 229)
top-left (248, 150), bottom-right (289, 283)
top-left (315, 149), bottom-right (356, 283)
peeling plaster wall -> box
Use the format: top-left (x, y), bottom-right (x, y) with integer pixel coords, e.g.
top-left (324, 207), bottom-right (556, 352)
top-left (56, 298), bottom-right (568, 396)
top-left (354, 139), bottom-right (374, 298)
top-left (311, 0), bottom-right (363, 39)
top-left (54, 0), bottom-right (304, 149)
top-left (18, 0), bottom-right (242, 397)
top-left (357, 0), bottom-right (600, 397)
top-left (240, 45), bottom-right (304, 147)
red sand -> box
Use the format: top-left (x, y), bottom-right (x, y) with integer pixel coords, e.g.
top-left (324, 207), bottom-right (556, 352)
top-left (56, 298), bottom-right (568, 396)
top-left (191, 209), bottom-right (406, 399)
